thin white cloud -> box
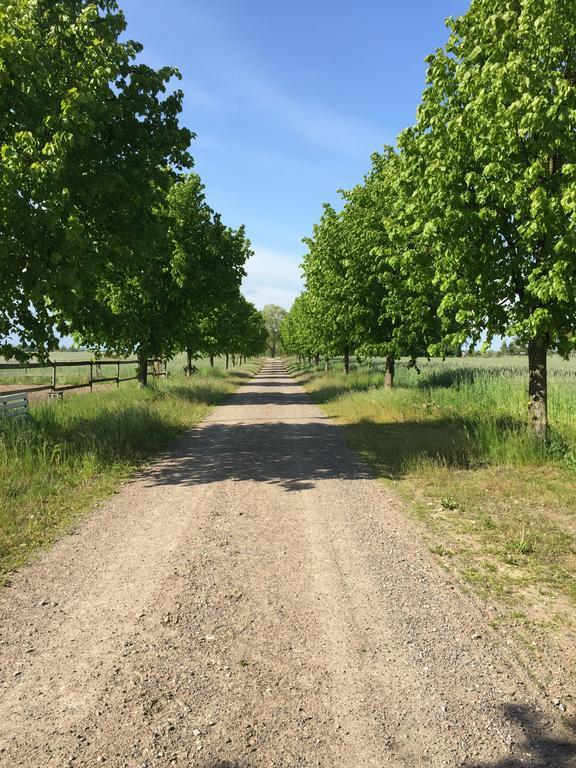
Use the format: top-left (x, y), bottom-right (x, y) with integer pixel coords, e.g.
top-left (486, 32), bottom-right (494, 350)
top-left (245, 78), bottom-right (386, 157)
top-left (242, 245), bottom-right (303, 310)
top-left (178, 6), bottom-right (388, 158)
top-left (243, 284), bottom-right (298, 311)
top-left (125, 3), bottom-right (387, 156)
top-left (245, 246), bottom-right (302, 287)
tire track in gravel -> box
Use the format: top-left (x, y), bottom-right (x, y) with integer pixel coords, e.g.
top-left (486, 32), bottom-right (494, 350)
top-left (0, 360), bottom-right (573, 767)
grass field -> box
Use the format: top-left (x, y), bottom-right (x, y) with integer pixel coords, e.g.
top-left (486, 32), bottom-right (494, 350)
top-left (0, 362), bottom-right (260, 577)
top-left (292, 355), bottom-right (576, 664)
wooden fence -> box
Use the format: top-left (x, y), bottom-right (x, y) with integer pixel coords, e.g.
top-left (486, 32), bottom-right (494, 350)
top-left (0, 359), bottom-right (167, 398)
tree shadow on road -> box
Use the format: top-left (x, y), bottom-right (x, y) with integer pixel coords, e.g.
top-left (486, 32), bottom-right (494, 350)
top-left (193, 705), bottom-right (576, 768)
top-left (144, 418), bottom-right (373, 492)
top-left (465, 703), bottom-right (576, 768)
top-left (216, 389), bottom-right (315, 406)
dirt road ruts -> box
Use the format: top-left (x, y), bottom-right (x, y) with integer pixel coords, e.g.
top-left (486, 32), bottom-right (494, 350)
top-left (0, 360), bottom-right (573, 767)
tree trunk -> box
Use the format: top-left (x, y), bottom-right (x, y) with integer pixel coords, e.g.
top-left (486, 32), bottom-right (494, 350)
top-left (225, 353), bottom-right (229, 370)
top-left (186, 346), bottom-right (194, 376)
top-left (271, 342), bottom-right (276, 358)
top-left (209, 354), bottom-right (214, 368)
top-left (528, 338), bottom-right (548, 441)
top-left (324, 357), bottom-right (329, 371)
top-left (307, 356), bottom-right (312, 366)
top-left (137, 354), bottom-right (148, 387)
top-left (343, 346), bottom-right (350, 375)
top-left (232, 354), bottom-right (236, 367)
top-left (315, 353), bottom-right (320, 366)
top-left (384, 356), bottom-right (395, 388)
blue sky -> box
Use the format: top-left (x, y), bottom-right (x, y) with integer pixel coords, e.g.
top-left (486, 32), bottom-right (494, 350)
top-left (120, 0), bottom-right (470, 310)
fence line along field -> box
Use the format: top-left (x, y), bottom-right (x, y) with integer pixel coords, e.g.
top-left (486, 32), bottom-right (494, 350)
top-left (0, 356), bottom-right (167, 399)
top-left (0, 351), bottom-right (249, 395)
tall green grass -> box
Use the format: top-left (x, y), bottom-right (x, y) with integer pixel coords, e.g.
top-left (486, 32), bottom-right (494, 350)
top-left (0, 364), bottom-right (259, 576)
top-left (292, 356), bottom-right (576, 474)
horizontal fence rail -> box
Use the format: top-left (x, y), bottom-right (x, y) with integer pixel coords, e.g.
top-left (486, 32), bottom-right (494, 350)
top-left (0, 359), bottom-right (167, 398)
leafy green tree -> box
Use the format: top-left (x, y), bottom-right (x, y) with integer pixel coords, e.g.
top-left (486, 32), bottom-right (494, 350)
top-left (302, 205), bottom-right (364, 374)
top-left (188, 293), bottom-right (266, 368)
top-left (406, 0), bottom-right (576, 438)
top-left (0, 0), bottom-right (192, 360)
top-left (281, 292), bottom-right (323, 365)
top-left (261, 304), bottom-right (288, 357)
top-left (238, 303), bottom-right (268, 361)
top-left (168, 175), bottom-right (249, 374)
top-left (72, 185), bottom-right (182, 384)
top-left (72, 173), bottom-right (252, 385)
top-left (229, 297), bottom-right (268, 361)
top-left (339, 148), bottom-right (441, 385)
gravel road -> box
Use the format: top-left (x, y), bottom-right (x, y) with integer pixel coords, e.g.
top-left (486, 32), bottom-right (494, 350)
top-left (0, 360), bottom-right (573, 767)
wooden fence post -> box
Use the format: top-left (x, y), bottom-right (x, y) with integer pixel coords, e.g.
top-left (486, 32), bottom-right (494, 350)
top-left (90, 362), bottom-right (93, 392)
top-left (51, 362), bottom-right (57, 391)
top-left (117, 362), bottom-right (121, 387)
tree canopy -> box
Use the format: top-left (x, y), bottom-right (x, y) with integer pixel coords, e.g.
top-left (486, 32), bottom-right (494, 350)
top-left (287, 0), bottom-right (576, 437)
top-left (0, 0), bottom-right (192, 359)
top-left (403, 0), bottom-right (576, 436)
top-left (261, 304), bottom-right (288, 357)
top-left (1, 0), bottom-right (262, 381)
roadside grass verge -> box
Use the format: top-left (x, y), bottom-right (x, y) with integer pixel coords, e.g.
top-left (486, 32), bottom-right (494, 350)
top-left (292, 358), bottom-right (576, 650)
top-left (0, 364), bottom-right (260, 577)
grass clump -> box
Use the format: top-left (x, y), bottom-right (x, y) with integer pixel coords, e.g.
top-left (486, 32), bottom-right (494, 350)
top-left (441, 496), bottom-right (460, 510)
top-left (0, 364), bottom-right (259, 576)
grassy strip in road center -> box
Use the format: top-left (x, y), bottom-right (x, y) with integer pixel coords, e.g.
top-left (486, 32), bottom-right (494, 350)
top-left (293, 358), bottom-right (576, 681)
top-left (0, 364), bottom-right (260, 578)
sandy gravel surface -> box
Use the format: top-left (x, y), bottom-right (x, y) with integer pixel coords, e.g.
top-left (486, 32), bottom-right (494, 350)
top-left (0, 360), bottom-right (573, 768)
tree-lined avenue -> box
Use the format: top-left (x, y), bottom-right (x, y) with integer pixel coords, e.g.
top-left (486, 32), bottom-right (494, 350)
top-left (0, 361), bottom-right (571, 767)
